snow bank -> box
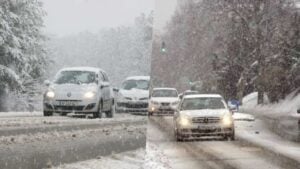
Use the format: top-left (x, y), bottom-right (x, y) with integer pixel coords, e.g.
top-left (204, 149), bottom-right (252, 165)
top-left (242, 92), bottom-right (300, 116)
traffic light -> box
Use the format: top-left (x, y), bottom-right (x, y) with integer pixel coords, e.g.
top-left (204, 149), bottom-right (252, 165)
top-left (161, 41), bottom-right (166, 53)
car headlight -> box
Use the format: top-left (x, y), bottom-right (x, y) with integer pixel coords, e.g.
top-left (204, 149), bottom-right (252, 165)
top-left (84, 92), bottom-right (96, 99)
top-left (178, 115), bottom-right (191, 126)
top-left (46, 91), bottom-right (55, 98)
top-left (222, 114), bottom-right (233, 126)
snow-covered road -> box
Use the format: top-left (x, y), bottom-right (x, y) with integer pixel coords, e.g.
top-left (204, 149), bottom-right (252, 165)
top-left (0, 113), bottom-right (147, 169)
top-left (145, 116), bottom-right (300, 169)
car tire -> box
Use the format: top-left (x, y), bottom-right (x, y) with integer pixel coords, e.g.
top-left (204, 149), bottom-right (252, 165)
top-left (106, 102), bottom-right (114, 118)
top-left (93, 102), bottom-right (103, 118)
top-left (225, 130), bottom-right (235, 141)
top-left (43, 111), bottom-right (53, 116)
top-left (175, 129), bottom-right (183, 142)
top-left (61, 112), bottom-right (67, 116)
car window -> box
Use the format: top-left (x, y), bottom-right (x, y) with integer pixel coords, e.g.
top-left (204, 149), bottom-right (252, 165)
top-left (152, 90), bottom-right (178, 97)
top-left (122, 80), bottom-right (149, 90)
top-left (54, 71), bottom-right (96, 84)
top-left (180, 97), bottom-right (226, 110)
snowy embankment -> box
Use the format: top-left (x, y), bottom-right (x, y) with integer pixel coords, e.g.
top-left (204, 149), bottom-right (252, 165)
top-left (52, 142), bottom-right (169, 169)
top-left (241, 92), bottom-right (300, 141)
top-left (242, 92), bottom-right (300, 117)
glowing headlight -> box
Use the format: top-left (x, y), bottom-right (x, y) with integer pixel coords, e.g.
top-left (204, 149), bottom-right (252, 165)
top-left (222, 114), bottom-right (233, 126)
top-left (84, 92), bottom-right (95, 99)
top-left (46, 91), bottom-right (55, 98)
top-left (179, 116), bottom-right (190, 126)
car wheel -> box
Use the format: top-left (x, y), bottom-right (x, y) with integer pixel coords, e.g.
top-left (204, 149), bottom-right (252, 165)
top-left (93, 102), bottom-right (103, 118)
top-left (61, 112), bottom-right (67, 116)
top-left (225, 130), bottom-right (235, 141)
top-left (229, 130), bottom-right (235, 140)
top-left (105, 103), bottom-right (114, 118)
top-left (175, 129), bottom-right (183, 142)
top-left (43, 111), bottom-right (53, 116)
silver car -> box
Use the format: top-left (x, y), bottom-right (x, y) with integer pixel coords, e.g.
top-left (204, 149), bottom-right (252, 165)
top-left (115, 76), bottom-right (150, 114)
top-left (174, 94), bottom-right (235, 141)
top-left (43, 67), bottom-right (114, 118)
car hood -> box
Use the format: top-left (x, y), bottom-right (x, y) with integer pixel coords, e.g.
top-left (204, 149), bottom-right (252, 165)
top-left (119, 88), bottom-right (149, 100)
top-left (151, 97), bottom-right (179, 103)
top-left (180, 109), bottom-right (230, 118)
top-left (49, 83), bottom-right (98, 99)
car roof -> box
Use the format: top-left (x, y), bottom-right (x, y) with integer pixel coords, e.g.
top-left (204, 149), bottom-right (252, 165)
top-left (184, 94), bottom-right (223, 99)
top-left (153, 87), bottom-right (177, 91)
top-left (125, 76), bottom-right (150, 81)
top-left (60, 67), bottom-right (104, 73)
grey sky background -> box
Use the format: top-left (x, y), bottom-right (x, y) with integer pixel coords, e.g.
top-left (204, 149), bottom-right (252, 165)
top-left (41, 0), bottom-right (177, 37)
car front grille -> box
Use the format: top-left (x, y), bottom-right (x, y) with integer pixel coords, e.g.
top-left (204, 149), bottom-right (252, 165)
top-left (161, 102), bottom-right (170, 106)
top-left (118, 103), bottom-right (148, 109)
top-left (54, 106), bottom-right (85, 111)
top-left (192, 117), bottom-right (221, 124)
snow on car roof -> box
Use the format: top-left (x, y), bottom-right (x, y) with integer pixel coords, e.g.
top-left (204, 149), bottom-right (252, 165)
top-left (125, 76), bottom-right (150, 81)
top-left (184, 94), bottom-right (223, 99)
top-left (60, 67), bottom-right (104, 73)
top-left (153, 88), bottom-right (177, 91)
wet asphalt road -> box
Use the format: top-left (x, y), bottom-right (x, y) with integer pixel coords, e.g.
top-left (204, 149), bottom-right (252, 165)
top-left (147, 116), bottom-right (300, 169)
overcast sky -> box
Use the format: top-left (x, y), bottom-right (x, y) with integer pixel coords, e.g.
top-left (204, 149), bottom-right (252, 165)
top-left (41, 0), bottom-right (177, 37)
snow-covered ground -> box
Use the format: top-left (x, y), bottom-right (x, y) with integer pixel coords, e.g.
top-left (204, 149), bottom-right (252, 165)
top-left (0, 112), bottom-right (143, 128)
top-left (51, 141), bottom-right (171, 169)
top-left (51, 148), bottom-right (145, 169)
top-left (0, 124), bottom-right (145, 146)
top-left (236, 120), bottom-right (300, 164)
top-left (233, 112), bottom-right (255, 121)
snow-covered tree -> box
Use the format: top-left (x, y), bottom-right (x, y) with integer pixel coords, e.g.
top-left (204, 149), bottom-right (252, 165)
top-left (0, 0), bottom-right (48, 111)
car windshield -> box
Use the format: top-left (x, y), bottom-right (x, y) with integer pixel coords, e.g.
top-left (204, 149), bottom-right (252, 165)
top-left (54, 71), bottom-right (96, 84)
top-left (152, 90), bottom-right (178, 97)
top-left (122, 80), bottom-right (149, 90)
top-left (181, 97), bottom-right (226, 110)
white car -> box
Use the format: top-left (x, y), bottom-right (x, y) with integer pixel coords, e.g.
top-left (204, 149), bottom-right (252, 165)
top-left (148, 88), bottom-right (180, 116)
top-left (115, 76), bottom-right (150, 114)
top-left (43, 67), bottom-right (114, 118)
top-left (174, 94), bottom-right (235, 141)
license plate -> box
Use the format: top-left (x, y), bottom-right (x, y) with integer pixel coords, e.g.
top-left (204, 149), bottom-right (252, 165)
top-left (198, 125), bottom-right (215, 130)
top-left (58, 101), bottom-right (78, 106)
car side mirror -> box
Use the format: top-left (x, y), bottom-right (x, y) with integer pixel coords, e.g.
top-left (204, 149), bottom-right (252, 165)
top-left (44, 80), bottom-right (51, 87)
top-left (297, 109), bottom-right (300, 114)
top-left (113, 88), bottom-right (119, 92)
top-left (179, 94), bottom-right (183, 99)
